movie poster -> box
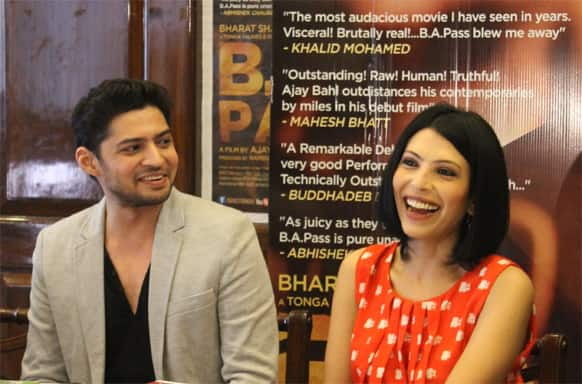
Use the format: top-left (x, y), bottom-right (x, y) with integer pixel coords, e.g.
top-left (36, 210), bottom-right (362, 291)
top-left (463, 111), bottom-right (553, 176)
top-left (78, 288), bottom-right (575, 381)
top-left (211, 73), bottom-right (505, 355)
top-left (268, 1), bottom-right (580, 382)
top-left (212, 0), bottom-right (272, 213)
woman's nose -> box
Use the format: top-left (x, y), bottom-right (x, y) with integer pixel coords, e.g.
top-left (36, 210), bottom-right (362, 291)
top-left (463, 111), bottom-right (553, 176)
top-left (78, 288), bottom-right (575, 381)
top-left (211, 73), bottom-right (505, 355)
top-left (410, 168), bottom-right (431, 190)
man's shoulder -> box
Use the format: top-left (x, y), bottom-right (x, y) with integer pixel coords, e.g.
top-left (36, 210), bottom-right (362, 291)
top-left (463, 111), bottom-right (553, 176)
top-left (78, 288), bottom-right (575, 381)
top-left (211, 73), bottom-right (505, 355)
top-left (42, 200), bottom-right (102, 235)
top-left (172, 189), bottom-right (250, 223)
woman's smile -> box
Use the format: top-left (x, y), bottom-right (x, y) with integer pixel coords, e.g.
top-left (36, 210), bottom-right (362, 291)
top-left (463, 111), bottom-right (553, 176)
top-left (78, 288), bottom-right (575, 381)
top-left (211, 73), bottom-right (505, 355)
top-left (393, 128), bottom-right (471, 242)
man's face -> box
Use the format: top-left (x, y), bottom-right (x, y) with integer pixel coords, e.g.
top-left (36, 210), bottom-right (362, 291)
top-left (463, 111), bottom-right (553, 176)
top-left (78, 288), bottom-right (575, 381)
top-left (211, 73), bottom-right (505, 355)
top-left (93, 105), bottom-right (178, 208)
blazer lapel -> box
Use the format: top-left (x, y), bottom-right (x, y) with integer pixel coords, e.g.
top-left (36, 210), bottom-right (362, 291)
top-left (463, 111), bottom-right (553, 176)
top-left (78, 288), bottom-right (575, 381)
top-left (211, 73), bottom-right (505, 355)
top-left (149, 189), bottom-right (184, 378)
top-left (75, 199), bottom-right (106, 384)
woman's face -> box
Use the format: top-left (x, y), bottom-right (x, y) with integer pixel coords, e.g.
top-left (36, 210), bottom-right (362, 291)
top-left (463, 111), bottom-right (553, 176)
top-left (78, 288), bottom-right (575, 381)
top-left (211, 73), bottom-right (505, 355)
top-left (393, 128), bottom-right (472, 243)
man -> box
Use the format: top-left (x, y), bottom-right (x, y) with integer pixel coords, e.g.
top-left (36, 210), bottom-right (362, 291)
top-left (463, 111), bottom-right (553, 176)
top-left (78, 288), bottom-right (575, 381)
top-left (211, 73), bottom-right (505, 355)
top-left (21, 79), bottom-right (278, 383)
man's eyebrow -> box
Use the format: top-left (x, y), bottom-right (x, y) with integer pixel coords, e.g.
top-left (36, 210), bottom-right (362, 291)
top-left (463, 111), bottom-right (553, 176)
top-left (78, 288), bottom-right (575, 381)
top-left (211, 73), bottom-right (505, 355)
top-left (155, 129), bottom-right (173, 139)
top-left (116, 129), bottom-right (173, 147)
top-left (116, 137), bottom-right (143, 147)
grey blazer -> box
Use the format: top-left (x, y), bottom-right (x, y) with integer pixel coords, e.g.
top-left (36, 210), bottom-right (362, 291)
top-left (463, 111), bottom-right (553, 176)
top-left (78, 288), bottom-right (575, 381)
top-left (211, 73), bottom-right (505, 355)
top-left (21, 188), bottom-right (278, 383)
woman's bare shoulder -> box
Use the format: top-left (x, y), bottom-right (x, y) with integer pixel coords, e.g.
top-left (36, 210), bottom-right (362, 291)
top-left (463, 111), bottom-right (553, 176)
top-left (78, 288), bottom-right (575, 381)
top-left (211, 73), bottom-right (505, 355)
top-left (336, 247), bottom-right (369, 282)
top-left (490, 265), bottom-right (534, 303)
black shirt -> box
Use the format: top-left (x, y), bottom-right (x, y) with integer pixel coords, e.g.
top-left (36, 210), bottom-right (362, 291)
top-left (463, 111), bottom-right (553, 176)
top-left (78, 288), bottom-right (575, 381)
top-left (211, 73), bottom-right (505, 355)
top-left (104, 249), bottom-right (155, 383)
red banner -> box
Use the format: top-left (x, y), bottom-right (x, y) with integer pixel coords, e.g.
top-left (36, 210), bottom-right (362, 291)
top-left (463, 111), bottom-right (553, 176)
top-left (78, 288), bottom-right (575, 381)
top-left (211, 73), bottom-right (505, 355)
top-left (269, 1), bottom-right (581, 382)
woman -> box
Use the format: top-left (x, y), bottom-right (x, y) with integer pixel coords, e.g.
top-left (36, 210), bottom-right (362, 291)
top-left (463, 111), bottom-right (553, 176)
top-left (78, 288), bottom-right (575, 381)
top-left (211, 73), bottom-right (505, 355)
top-left (324, 103), bottom-right (536, 383)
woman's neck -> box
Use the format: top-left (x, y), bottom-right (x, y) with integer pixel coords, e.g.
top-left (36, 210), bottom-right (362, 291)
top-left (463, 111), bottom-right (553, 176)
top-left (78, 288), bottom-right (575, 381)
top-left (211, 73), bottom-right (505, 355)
top-left (398, 236), bottom-right (464, 282)
top-left (390, 238), bottom-right (466, 301)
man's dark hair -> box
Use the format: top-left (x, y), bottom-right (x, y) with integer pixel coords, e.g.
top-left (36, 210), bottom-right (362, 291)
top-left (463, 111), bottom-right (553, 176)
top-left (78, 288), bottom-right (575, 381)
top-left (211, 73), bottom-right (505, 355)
top-left (378, 102), bottom-right (509, 269)
top-left (71, 78), bottom-right (171, 156)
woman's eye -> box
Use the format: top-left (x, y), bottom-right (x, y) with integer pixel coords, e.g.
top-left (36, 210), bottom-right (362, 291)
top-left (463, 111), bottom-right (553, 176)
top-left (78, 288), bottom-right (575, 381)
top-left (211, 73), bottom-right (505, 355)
top-left (437, 167), bottom-right (457, 177)
top-left (401, 157), bottom-right (417, 167)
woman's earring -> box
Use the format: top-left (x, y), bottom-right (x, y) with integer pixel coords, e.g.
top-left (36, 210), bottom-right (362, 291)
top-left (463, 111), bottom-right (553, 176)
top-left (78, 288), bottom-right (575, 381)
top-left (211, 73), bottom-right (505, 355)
top-left (465, 213), bottom-right (473, 231)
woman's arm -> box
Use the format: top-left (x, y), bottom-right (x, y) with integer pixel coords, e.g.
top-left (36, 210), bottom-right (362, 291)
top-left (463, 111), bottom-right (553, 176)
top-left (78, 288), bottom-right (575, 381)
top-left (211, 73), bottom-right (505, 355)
top-left (446, 266), bottom-right (534, 383)
top-left (323, 248), bottom-right (363, 384)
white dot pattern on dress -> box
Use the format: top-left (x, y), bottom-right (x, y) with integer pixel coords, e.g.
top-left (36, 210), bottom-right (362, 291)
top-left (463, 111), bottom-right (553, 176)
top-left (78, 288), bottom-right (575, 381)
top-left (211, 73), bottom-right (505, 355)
top-left (349, 244), bottom-right (536, 383)
top-left (387, 333), bottom-right (397, 345)
top-left (456, 330), bottom-right (464, 342)
top-left (422, 301), bottom-right (437, 310)
top-left (395, 369), bottom-right (402, 380)
top-left (450, 317), bottom-right (462, 328)
top-left (359, 282), bottom-right (367, 294)
top-left (376, 367), bottom-right (384, 378)
top-left (426, 368), bottom-right (437, 379)
top-left (393, 297), bottom-right (402, 308)
top-left (459, 282), bottom-right (471, 292)
top-left (364, 318), bottom-right (375, 328)
top-left (441, 300), bottom-right (451, 311)
top-left (440, 350), bottom-right (451, 361)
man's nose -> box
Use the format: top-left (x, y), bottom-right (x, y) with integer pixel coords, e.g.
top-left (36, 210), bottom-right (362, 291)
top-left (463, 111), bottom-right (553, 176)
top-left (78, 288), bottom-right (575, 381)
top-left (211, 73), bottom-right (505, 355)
top-left (142, 143), bottom-right (164, 166)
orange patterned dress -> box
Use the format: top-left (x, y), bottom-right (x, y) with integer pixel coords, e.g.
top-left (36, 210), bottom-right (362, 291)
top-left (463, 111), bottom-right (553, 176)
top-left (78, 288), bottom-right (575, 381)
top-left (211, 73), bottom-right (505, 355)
top-left (350, 242), bottom-right (536, 383)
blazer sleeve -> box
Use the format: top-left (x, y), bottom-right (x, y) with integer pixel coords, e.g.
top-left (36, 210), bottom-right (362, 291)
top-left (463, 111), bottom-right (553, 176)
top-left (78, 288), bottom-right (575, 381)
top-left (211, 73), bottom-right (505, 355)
top-left (21, 229), bottom-right (69, 383)
top-left (217, 215), bottom-right (278, 383)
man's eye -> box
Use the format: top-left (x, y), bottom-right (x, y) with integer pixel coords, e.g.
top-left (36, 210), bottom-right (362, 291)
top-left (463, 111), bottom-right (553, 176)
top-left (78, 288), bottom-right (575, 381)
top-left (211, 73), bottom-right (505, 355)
top-left (158, 137), bottom-right (173, 146)
top-left (121, 145), bottom-right (140, 153)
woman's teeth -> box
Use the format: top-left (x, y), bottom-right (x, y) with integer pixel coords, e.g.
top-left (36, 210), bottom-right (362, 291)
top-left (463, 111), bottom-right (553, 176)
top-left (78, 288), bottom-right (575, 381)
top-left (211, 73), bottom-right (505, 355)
top-left (405, 198), bottom-right (439, 212)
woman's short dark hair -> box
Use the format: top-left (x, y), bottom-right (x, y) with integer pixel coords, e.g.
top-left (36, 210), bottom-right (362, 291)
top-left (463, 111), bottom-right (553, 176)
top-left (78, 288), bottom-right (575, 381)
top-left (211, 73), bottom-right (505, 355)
top-left (71, 78), bottom-right (171, 156)
top-left (378, 102), bottom-right (509, 269)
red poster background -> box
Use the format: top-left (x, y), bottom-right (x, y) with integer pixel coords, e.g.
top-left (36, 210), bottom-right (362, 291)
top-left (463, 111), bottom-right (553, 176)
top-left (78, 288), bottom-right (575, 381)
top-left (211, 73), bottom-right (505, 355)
top-left (269, 1), bottom-right (581, 382)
